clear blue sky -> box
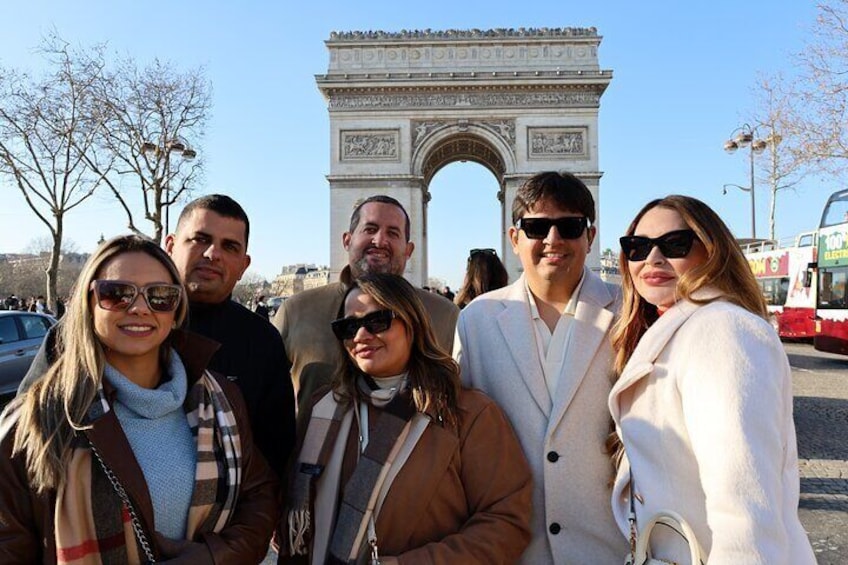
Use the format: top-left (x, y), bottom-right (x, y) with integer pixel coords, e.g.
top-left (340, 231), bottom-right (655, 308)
top-left (0, 1), bottom-right (833, 288)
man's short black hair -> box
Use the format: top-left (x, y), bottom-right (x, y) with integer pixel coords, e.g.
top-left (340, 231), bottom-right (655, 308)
top-left (511, 171), bottom-right (596, 224)
top-left (176, 194), bottom-right (250, 246)
top-left (349, 195), bottom-right (411, 241)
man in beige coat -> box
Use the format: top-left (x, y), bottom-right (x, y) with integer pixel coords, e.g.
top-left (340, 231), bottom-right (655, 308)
top-left (454, 172), bottom-right (627, 563)
top-left (273, 195), bottom-right (459, 415)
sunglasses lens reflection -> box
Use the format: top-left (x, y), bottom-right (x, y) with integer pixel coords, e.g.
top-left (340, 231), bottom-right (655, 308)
top-left (96, 281), bottom-right (138, 311)
top-left (145, 287), bottom-right (182, 311)
top-left (95, 281), bottom-right (181, 312)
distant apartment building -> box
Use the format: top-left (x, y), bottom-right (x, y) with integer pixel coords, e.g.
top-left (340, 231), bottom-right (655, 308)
top-left (1, 251), bottom-right (89, 267)
top-left (271, 264), bottom-right (331, 296)
top-left (599, 248), bottom-right (621, 285)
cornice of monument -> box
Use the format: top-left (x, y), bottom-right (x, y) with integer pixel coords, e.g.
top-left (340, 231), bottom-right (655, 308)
top-left (317, 68), bottom-right (612, 83)
top-left (328, 28), bottom-right (600, 42)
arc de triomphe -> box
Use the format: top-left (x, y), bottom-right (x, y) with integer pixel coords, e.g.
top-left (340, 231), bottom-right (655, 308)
top-left (316, 28), bottom-right (612, 285)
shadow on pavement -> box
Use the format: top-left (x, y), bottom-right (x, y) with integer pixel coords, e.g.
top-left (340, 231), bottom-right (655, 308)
top-left (787, 350), bottom-right (848, 372)
top-left (800, 478), bottom-right (848, 512)
top-left (794, 396), bottom-right (848, 460)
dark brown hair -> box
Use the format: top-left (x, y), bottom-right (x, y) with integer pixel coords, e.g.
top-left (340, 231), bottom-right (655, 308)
top-left (511, 171), bottom-right (596, 224)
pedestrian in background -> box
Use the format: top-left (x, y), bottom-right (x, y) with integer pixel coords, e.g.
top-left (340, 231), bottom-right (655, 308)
top-left (253, 294), bottom-right (270, 321)
top-left (609, 195), bottom-right (815, 562)
top-left (0, 234), bottom-right (278, 563)
top-left (454, 247), bottom-right (508, 309)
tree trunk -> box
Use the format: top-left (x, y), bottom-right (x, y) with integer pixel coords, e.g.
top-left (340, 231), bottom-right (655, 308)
top-left (46, 216), bottom-right (63, 315)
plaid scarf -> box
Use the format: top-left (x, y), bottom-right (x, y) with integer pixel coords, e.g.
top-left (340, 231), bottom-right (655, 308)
top-left (287, 377), bottom-right (428, 565)
top-left (54, 370), bottom-right (242, 564)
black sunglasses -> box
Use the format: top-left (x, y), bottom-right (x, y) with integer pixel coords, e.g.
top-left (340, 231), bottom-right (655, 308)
top-left (331, 309), bottom-right (397, 341)
top-left (619, 229), bottom-right (698, 262)
top-left (90, 280), bottom-right (183, 312)
top-left (469, 248), bottom-right (497, 259)
top-left (515, 216), bottom-right (589, 240)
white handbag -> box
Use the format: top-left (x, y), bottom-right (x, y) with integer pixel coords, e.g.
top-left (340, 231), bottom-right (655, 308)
top-left (627, 509), bottom-right (706, 565)
top-left (625, 473), bottom-right (706, 565)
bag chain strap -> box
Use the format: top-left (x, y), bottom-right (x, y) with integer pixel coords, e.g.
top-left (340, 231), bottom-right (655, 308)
top-left (627, 470), bottom-right (638, 565)
top-left (90, 443), bottom-right (156, 563)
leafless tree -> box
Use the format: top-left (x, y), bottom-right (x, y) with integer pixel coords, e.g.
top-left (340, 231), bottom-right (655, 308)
top-left (788, 1), bottom-right (848, 178)
top-left (233, 272), bottom-right (270, 305)
top-left (750, 74), bottom-right (808, 239)
top-left (0, 36), bottom-right (108, 309)
top-left (83, 57), bottom-right (211, 243)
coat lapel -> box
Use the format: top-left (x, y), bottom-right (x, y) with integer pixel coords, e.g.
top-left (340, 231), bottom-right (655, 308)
top-left (549, 271), bottom-right (614, 432)
top-left (608, 296), bottom-right (708, 423)
top-left (497, 278), bottom-right (552, 416)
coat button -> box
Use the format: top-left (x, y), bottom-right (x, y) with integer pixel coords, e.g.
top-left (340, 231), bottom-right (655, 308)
top-left (549, 522), bottom-right (561, 535)
top-left (546, 451), bottom-right (559, 462)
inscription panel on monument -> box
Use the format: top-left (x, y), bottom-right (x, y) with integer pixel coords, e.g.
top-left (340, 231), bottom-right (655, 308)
top-left (527, 127), bottom-right (587, 159)
top-left (340, 129), bottom-right (400, 161)
top-left (331, 91), bottom-right (600, 111)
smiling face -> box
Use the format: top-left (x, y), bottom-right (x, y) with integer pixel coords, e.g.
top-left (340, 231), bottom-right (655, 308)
top-left (341, 288), bottom-right (412, 379)
top-left (628, 206), bottom-right (709, 311)
top-left (91, 252), bottom-right (178, 381)
top-left (343, 202), bottom-right (414, 278)
top-left (509, 197), bottom-right (595, 298)
top-left (165, 208), bottom-right (251, 304)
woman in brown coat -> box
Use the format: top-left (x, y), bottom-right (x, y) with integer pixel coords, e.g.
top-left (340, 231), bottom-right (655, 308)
top-left (281, 272), bottom-right (532, 565)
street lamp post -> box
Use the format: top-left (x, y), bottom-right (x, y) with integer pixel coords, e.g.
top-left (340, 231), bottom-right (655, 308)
top-left (141, 138), bottom-right (196, 236)
top-left (723, 124), bottom-right (767, 239)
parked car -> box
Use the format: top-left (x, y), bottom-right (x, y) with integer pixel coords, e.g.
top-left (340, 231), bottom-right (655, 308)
top-left (267, 296), bottom-right (286, 318)
top-left (0, 311), bottom-right (57, 397)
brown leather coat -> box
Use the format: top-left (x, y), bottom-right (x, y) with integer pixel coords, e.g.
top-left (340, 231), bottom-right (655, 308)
top-left (0, 330), bottom-right (279, 564)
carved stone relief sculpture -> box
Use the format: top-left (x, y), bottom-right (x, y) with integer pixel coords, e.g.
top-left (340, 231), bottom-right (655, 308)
top-left (340, 130), bottom-right (400, 160)
top-left (528, 127), bottom-right (587, 159)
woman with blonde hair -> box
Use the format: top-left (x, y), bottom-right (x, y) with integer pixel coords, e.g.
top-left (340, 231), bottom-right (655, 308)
top-left (609, 195), bottom-right (815, 563)
top-left (0, 234), bottom-right (278, 563)
top-left (281, 272), bottom-right (531, 564)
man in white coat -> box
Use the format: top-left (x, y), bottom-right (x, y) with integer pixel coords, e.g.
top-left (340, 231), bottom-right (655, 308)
top-left (454, 171), bottom-right (627, 564)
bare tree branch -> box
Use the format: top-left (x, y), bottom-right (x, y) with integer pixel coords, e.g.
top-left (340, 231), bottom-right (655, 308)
top-left (0, 34), bottom-right (109, 307)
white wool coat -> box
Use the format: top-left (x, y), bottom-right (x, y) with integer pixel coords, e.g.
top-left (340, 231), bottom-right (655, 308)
top-left (609, 296), bottom-right (816, 564)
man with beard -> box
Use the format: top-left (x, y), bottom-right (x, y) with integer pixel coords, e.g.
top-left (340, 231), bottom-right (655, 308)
top-left (273, 195), bottom-right (459, 415)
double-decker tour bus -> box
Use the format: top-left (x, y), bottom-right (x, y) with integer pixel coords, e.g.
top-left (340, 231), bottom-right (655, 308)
top-left (815, 188), bottom-right (848, 354)
top-left (743, 232), bottom-right (817, 340)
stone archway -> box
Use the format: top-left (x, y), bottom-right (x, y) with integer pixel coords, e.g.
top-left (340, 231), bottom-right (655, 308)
top-left (317, 28), bottom-right (612, 285)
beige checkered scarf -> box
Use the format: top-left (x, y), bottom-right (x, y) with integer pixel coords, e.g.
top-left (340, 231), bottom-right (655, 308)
top-left (54, 370), bottom-right (242, 564)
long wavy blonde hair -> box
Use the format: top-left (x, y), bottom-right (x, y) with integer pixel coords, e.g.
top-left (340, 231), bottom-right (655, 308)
top-left (12, 235), bottom-right (188, 493)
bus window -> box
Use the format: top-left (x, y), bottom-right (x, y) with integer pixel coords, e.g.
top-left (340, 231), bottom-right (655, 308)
top-left (821, 195), bottom-right (848, 228)
top-left (760, 277), bottom-right (790, 306)
top-left (819, 269), bottom-right (848, 308)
